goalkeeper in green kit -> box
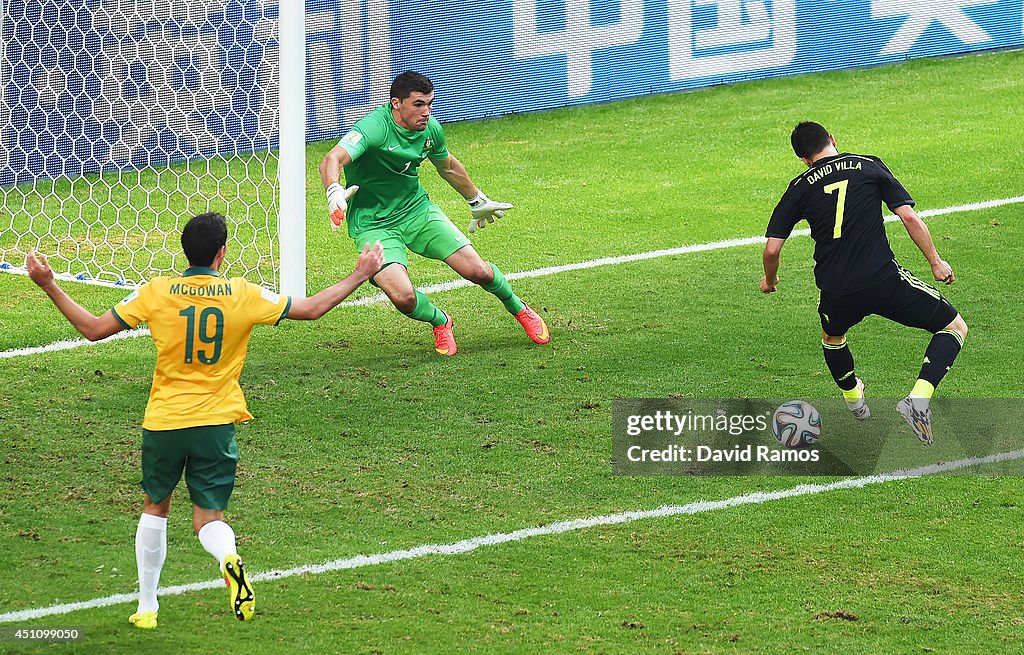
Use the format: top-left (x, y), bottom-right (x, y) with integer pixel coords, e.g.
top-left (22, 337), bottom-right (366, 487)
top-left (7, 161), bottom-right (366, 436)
top-left (319, 71), bottom-right (550, 356)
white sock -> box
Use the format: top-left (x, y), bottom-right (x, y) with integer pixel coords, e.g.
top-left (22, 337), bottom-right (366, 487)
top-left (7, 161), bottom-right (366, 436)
top-left (197, 520), bottom-right (237, 566)
top-left (135, 513), bottom-right (167, 614)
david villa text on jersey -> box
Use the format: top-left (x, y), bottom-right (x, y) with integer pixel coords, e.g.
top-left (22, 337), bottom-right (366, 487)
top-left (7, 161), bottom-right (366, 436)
top-left (626, 445), bottom-right (820, 463)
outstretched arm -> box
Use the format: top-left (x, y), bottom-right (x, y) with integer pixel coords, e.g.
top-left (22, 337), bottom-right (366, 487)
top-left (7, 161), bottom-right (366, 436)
top-left (893, 204), bottom-right (954, 284)
top-left (286, 242), bottom-right (384, 320)
top-left (26, 251), bottom-right (125, 341)
top-left (760, 237), bottom-right (785, 293)
top-left (430, 153), bottom-right (477, 199)
top-left (431, 154), bottom-right (513, 233)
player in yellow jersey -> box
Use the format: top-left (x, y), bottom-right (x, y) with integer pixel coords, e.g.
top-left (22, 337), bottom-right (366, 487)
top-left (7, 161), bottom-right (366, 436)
top-left (26, 212), bottom-right (383, 628)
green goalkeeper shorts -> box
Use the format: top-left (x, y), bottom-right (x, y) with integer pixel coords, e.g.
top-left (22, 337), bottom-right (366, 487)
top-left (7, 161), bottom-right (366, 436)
top-left (353, 203), bottom-right (470, 269)
top-left (141, 424), bottom-right (238, 510)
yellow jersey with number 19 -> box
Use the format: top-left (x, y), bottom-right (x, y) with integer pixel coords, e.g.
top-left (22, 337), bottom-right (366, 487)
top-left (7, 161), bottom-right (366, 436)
top-left (111, 267), bottom-right (291, 431)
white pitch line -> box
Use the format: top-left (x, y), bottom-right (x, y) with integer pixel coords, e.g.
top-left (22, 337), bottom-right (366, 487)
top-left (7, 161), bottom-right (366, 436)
top-left (3, 195), bottom-right (1021, 358)
top-left (3, 448), bottom-right (1023, 624)
top-left (0, 265), bottom-right (132, 290)
top-left (0, 328), bottom-right (151, 359)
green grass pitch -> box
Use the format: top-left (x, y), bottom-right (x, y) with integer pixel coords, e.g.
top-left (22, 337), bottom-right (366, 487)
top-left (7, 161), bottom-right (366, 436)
top-left (1, 49), bottom-right (1023, 653)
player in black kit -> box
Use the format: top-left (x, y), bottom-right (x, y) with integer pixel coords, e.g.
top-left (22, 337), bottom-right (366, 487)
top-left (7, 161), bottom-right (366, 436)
top-left (760, 122), bottom-right (968, 444)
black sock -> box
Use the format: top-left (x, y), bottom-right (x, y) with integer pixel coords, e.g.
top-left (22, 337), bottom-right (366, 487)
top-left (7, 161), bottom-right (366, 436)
top-left (822, 339), bottom-right (857, 391)
top-left (918, 330), bottom-right (964, 389)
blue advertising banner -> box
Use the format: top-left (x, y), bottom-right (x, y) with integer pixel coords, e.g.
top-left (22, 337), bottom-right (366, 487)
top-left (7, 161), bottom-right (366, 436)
top-left (3, 0), bottom-right (1022, 184)
top-left (309, 0), bottom-right (1022, 139)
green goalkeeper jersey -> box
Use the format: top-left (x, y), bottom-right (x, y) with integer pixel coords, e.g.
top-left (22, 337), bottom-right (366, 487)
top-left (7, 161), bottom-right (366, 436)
top-left (335, 104), bottom-right (450, 236)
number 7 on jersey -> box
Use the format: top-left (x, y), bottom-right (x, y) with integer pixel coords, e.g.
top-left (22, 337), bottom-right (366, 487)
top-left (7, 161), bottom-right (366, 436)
top-left (823, 179), bottom-right (849, 239)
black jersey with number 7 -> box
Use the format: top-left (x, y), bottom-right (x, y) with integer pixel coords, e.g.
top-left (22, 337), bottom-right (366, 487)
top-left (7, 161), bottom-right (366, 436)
top-left (766, 153), bottom-right (914, 296)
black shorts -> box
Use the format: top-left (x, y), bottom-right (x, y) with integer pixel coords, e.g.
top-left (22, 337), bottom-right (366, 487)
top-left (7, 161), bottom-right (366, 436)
top-left (818, 266), bottom-right (958, 337)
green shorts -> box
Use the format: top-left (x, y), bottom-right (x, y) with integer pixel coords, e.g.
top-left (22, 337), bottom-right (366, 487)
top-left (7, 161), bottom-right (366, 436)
top-left (353, 203), bottom-right (470, 269)
top-left (141, 424), bottom-right (238, 510)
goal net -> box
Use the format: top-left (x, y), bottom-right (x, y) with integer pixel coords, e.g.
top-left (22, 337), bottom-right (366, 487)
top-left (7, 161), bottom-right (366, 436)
top-left (0, 0), bottom-right (305, 292)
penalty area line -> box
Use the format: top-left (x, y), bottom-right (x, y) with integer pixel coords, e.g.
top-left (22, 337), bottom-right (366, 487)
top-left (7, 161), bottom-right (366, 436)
top-left (2, 448), bottom-right (1023, 623)
top-left (3, 194), bottom-right (1022, 357)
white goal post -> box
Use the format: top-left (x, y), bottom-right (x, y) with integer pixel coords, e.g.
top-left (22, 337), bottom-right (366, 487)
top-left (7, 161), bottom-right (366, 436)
top-left (277, 0), bottom-right (305, 297)
top-left (0, 0), bottom-right (306, 296)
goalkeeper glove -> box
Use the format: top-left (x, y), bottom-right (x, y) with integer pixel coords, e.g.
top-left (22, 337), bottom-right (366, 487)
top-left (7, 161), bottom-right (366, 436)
top-left (467, 190), bottom-right (513, 234)
top-left (326, 182), bottom-right (359, 231)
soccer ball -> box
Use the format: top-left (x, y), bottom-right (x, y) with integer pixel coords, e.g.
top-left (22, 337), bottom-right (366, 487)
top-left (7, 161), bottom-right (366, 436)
top-left (772, 400), bottom-right (822, 448)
